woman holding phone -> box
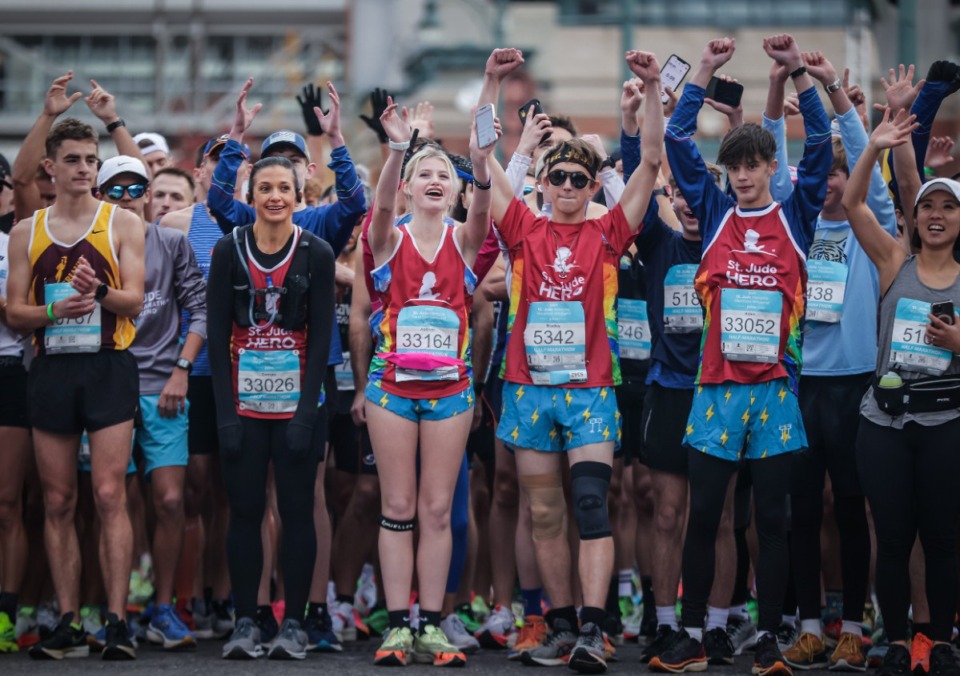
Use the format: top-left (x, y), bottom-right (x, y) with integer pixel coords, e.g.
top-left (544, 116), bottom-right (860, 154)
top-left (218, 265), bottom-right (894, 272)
top-left (842, 98), bottom-right (960, 676)
top-left (364, 99), bottom-right (495, 667)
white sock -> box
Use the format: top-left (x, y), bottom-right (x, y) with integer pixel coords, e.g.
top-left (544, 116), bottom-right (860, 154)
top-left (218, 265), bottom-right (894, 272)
top-left (800, 619), bottom-right (822, 637)
top-left (656, 605), bottom-right (678, 630)
top-left (687, 627), bottom-right (703, 641)
top-left (730, 604), bottom-right (749, 620)
top-left (841, 620), bottom-right (863, 637)
top-left (705, 606), bottom-right (730, 632)
top-left (619, 570), bottom-right (634, 598)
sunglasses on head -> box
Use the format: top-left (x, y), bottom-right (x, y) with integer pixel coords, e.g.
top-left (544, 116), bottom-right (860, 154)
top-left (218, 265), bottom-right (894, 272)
top-left (104, 183), bottom-right (147, 200)
top-left (546, 169), bottom-right (591, 190)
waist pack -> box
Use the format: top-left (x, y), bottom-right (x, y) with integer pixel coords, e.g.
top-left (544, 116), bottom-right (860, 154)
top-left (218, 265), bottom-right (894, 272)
top-left (872, 374), bottom-right (960, 415)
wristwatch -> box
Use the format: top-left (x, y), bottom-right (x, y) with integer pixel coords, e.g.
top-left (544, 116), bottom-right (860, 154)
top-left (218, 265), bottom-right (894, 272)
top-left (94, 283), bottom-right (109, 302)
top-left (825, 78), bottom-right (843, 94)
top-left (175, 358), bottom-right (193, 373)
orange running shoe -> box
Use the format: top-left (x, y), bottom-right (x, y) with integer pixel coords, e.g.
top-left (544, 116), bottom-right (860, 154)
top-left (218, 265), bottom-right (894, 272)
top-left (508, 615), bottom-right (548, 661)
top-left (911, 633), bottom-right (933, 675)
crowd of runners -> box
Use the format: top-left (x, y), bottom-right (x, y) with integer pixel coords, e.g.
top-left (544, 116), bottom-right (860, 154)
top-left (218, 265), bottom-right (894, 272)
top-left (0, 33), bottom-right (959, 676)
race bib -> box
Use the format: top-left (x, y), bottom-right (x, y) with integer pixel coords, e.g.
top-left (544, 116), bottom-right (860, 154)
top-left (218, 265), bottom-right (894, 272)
top-left (524, 301), bottom-right (587, 385)
top-left (618, 298), bottom-right (651, 361)
top-left (237, 349), bottom-right (301, 413)
top-left (720, 288), bottom-right (782, 363)
top-left (44, 282), bottom-right (101, 354)
top-left (806, 260), bottom-right (847, 323)
top-left (334, 351), bottom-right (354, 392)
top-left (889, 298), bottom-right (953, 376)
top-left (663, 264), bottom-right (703, 333)
top-left (395, 306), bottom-right (460, 382)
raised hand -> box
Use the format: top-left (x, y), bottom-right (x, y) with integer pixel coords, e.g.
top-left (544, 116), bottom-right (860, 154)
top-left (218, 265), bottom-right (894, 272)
top-left (44, 72), bottom-right (83, 117)
top-left (379, 96), bottom-right (413, 145)
top-left (402, 101), bottom-right (435, 139)
top-left (801, 51), bottom-right (838, 86)
top-left (85, 79), bottom-right (118, 124)
top-left (516, 106), bottom-right (552, 157)
top-left (580, 134), bottom-right (608, 162)
top-left (843, 69), bottom-right (866, 107)
top-left (763, 34), bottom-right (802, 70)
top-left (704, 75), bottom-right (743, 117)
top-left (620, 78), bottom-right (645, 118)
top-left (484, 48), bottom-right (525, 81)
top-left (69, 256), bottom-right (98, 295)
top-left (699, 38), bottom-right (736, 70)
top-left (626, 50), bottom-right (662, 83)
top-left (231, 78), bottom-right (262, 138)
top-left (869, 107), bottom-right (919, 151)
top-left (925, 136), bottom-right (956, 169)
top-left (663, 86), bottom-right (679, 117)
top-left (296, 83), bottom-right (325, 136)
top-left (769, 60), bottom-right (790, 84)
top-left (784, 92), bottom-right (801, 117)
top-left (882, 64), bottom-right (925, 113)
top-left (469, 108), bottom-right (502, 159)
top-left (359, 87), bottom-right (391, 143)
top-left (314, 82), bottom-right (342, 141)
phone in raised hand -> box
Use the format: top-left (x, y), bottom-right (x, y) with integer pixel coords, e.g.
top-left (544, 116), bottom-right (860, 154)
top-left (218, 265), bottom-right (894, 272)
top-left (476, 103), bottom-right (498, 148)
top-left (705, 76), bottom-right (744, 109)
top-left (660, 54), bottom-right (691, 103)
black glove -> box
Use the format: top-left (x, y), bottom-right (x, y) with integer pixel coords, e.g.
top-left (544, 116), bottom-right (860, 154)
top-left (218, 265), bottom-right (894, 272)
top-left (217, 422), bottom-right (243, 460)
top-left (296, 83), bottom-right (326, 137)
top-left (927, 61), bottom-right (960, 95)
top-left (285, 419), bottom-right (315, 460)
top-left (359, 87), bottom-right (391, 144)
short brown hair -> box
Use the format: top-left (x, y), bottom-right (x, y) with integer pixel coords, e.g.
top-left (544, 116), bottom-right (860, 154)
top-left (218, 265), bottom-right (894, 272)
top-left (45, 118), bottom-right (97, 159)
top-left (669, 162), bottom-right (723, 192)
top-left (153, 166), bottom-right (196, 194)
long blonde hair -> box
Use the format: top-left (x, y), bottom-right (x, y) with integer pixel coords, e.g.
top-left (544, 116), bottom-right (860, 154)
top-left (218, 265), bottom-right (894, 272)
top-left (402, 146), bottom-right (460, 208)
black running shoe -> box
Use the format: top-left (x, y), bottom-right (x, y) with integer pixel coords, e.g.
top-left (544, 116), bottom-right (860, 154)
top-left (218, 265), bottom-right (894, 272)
top-left (256, 605), bottom-right (279, 646)
top-left (642, 624), bottom-right (680, 664)
top-left (929, 644), bottom-right (960, 676)
top-left (102, 615), bottom-right (136, 661)
top-left (28, 613), bottom-right (89, 660)
top-left (878, 644), bottom-right (911, 676)
top-left (650, 629), bottom-right (708, 673)
top-left (704, 627), bottom-right (735, 665)
top-left (641, 614), bottom-right (659, 639)
top-left (753, 631), bottom-right (792, 676)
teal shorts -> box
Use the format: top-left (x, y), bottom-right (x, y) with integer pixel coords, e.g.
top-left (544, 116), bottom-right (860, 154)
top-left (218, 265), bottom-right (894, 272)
top-left (497, 382), bottom-right (621, 453)
top-left (135, 394), bottom-right (189, 475)
top-left (77, 432), bottom-right (137, 475)
top-left (365, 382), bottom-right (474, 422)
top-left (683, 379), bottom-right (807, 461)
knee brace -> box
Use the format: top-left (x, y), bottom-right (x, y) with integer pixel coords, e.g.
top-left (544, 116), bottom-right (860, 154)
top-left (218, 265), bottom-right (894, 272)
top-left (519, 472), bottom-right (565, 542)
top-left (379, 515), bottom-right (416, 532)
top-left (571, 461), bottom-right (612, 541)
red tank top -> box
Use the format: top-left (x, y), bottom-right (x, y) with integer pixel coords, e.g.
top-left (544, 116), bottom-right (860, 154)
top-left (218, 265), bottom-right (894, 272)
top-left (368, 223), bottom-right (475, 398)
top-left (230, 227), bottom-right (308, 419)
top-left (696, 204), bottom-right (806, 390)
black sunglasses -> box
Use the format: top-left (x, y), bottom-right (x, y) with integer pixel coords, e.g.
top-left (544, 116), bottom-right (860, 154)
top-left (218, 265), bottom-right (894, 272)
top-left (547, 169), bottom-right (591, 190)
top-left (104, 183), bottom-right (147, 200)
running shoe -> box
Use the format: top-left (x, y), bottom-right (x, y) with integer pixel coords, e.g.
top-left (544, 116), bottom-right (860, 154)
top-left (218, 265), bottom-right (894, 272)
top-left (28, 613), bottom-right (89, 660)
top-left (521, 617), bottom-right (577, 667)
top-left (355, 564), bottom-right (378, 615)
top-left (704, 627), bottom-right (735, 665)
top-left (928, 643), bottom-right (960, 676)
top-left (367, 607), bottom-right (390, 637)
top-left (622, 600), bottom-right (643, 641)
top-left (15, 606), bottom-right (40, 648)
top-left (304, 606), bottom-right (342, 653)
top-left (602, 614), bottom-right (624, 646)
top-left (440, 613), bottom-right (480, 654)
top-left (413, 623), bottom-right (467, 667)
top-left (268, 618), bottom-right (307, 660)
top-left (79, 605), bottom-right (102, 639)
top-left (782, 632), bottom-right (828, 670)
top-left (37, 603), bottom-right (59, 638)
top-left (829, 631), bottom-right (866, 672)
top-left (641, 613), bottom-right (660, 639)
top-left (0, 610), bottom-right (18, 653)
top-left (256, 604), bottom-right (279, 647)
top-left (147, 603), bottom-right (197, 650)
top-left (862, 603), bottom-right (879, 637)
top-left (569, 622), bottom-right (608, 674)
top-left (649, 628), bottom-right (707, 673)
top-left (641, 625), bottom-right (681, 664)
top-left (753, 631), bottom-right (792, 676)
top-left (509, 614), bottom-right (548, 661)
top-left (222, 617), bottom-right (263, 659)
top-left (191, 598), bottom-right (214, 639)
top-left (728, 613), bottom-right (760, 655)
top-left (331, 600), bottom-right (358, 642)
top-left (911, 633), bottom-right (934, 675)
top-left (471, 596), bottom-right (491, 621)
top-left (375, 626), bottom-right (414, 666)
top-left (777, 621), bottom-right (799, 653)
top-left (102, 615), bottom-right (136, 660)
top-left (475, 603), bottom-right (515, 649)
top-left (455, 602), bottom-right (482, 635)
top-left (211, 599), bottom-right (235, 638)
top-left (878, 644), bottom-right (911, 676)
top-left (824, 619), bottom-right (843, 650)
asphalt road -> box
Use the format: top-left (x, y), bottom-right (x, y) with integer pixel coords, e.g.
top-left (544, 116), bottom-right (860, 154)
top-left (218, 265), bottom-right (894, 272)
top-left (0, 638), bottom-right (834, 675)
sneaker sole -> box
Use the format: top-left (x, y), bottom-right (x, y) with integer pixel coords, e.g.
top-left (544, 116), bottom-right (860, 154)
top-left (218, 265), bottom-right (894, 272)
top-left (829, 659), bottom-right (866, 673)
top-left (522, 651), bottom-right (571, 667)
top-left (568, 648), bottom-right (608, 674)
top-left (310, 640), bottom-right (344, 653)
top-left (648, 656), bottom-right (709, 673)
top-left (29, 645), bottom-right (90, 660)
top-left (708, 654), bottom-right (735, 666)
top-left (102, 645), bottom-right (137, 660)
top-left (374, 651), bottom-right (409, 666)
top-left (477, 629), bottom-right (510, 649)
top-left (268, 646), bottom-right (307, 660)
top-left (753, 660), bottom-right (793, 676)
top-left (146, 628), bottom-right (197, 650)
top-left (414, 651), bottom-right (467, 667)
top-left (784, 656), bottom-right (828, 671)
top-left (223, 645), bottom-right (264, 659)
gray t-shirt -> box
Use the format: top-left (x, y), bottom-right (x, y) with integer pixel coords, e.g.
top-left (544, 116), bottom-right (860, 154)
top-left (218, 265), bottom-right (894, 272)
top-left (860, 255), bottom-right (960, 428)
top-left (130, 222), bottom-right (207, 394)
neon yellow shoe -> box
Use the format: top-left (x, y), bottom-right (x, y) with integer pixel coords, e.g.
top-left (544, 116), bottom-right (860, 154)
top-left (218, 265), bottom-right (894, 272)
top-left (374, 626), bottom-right (414, 666)
top-left (0, 611), bottom-right (19, 653)
top-left (413, 624), bottom-right (466, 667)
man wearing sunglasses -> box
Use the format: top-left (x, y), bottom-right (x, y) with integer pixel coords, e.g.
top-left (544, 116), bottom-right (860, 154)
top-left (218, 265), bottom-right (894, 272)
top-left (98, 156), bottom-right (207, 652)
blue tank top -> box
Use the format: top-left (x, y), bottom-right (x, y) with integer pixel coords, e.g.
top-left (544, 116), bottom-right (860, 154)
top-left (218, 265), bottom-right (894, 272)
top-left (184, 203), bottom-right (222, 376)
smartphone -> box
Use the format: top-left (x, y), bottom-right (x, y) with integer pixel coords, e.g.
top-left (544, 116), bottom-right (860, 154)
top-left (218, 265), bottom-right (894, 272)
top-left (518, 98), bottom-right (550, 144)
top-left (476, 103), bottom-right (497, 149)
top-left (705, 76), bottom-right (744, 109)
top-left (932, 300), bottom-right (956, 325)
top-left (660, 54), bottom-right (691, 103)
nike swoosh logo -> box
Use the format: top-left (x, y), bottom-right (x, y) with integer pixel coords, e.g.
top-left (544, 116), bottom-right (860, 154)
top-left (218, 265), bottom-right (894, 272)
top-left (92, 229), bottom-right (105, 234)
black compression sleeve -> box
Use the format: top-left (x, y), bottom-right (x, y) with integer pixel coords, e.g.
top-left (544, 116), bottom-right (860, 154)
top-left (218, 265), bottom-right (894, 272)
top-left (293, 234), bottom-right (336, 425)
top-left (206, 235), bottom-right (242, 430)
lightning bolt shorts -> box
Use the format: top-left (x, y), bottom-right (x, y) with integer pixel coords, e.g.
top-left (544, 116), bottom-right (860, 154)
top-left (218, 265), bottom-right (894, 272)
top-left (497, 382), bottom-right (622, 453)
top-left (683, 378), bottom-right (807, 461)
top-left (364, 381), bottom-right (474, 422)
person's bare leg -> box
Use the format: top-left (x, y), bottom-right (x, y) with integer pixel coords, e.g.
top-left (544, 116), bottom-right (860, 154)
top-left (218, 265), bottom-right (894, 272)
top-left (332, 474), bottom-right (380, 598)
top-left (649, 468), bottom-right (688, 611)
top-left (488, 439), bottom-right (519, 606)
top-left (0, 427), bottom-right (31, 605)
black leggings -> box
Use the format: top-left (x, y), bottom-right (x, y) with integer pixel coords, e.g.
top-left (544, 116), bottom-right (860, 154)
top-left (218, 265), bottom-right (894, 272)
top-left (222, 415), bottom-right (326, 622)
top-left (856, 416), bottom-right (960, 642)
top-left (681, 450), bottom-right (792, 633)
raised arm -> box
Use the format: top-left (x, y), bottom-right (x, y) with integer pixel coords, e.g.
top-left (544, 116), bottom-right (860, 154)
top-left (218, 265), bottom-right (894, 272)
top-left (841, 108), bottom-right (917, 292)
top-left (478, 48), bottom-right (525, 108)
top-left (208, 78), bottom-right (261, 231)
top-left (348, 249), bottom-right (373, 425)
top-left (703, 74), bottom-right (744, 131)
top-left (620, 51), bottom-right (664, 231)
top-left (368, 97), bottom-right (410, 260)
top-left (460, 114), bottom-right (500, 263)
top-left (297, 82), bottom-right (330, 187)
top-left (85, 79), bottom-right (144, 164)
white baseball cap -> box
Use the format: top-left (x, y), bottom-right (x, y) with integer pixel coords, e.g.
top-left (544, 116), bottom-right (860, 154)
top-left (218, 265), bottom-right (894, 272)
top-left (97, 156), bottom-right (149, 188)
top-left (914, 177), bottom-right (960, 207)
top-left (133, 132), bottom-right (170, 157)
